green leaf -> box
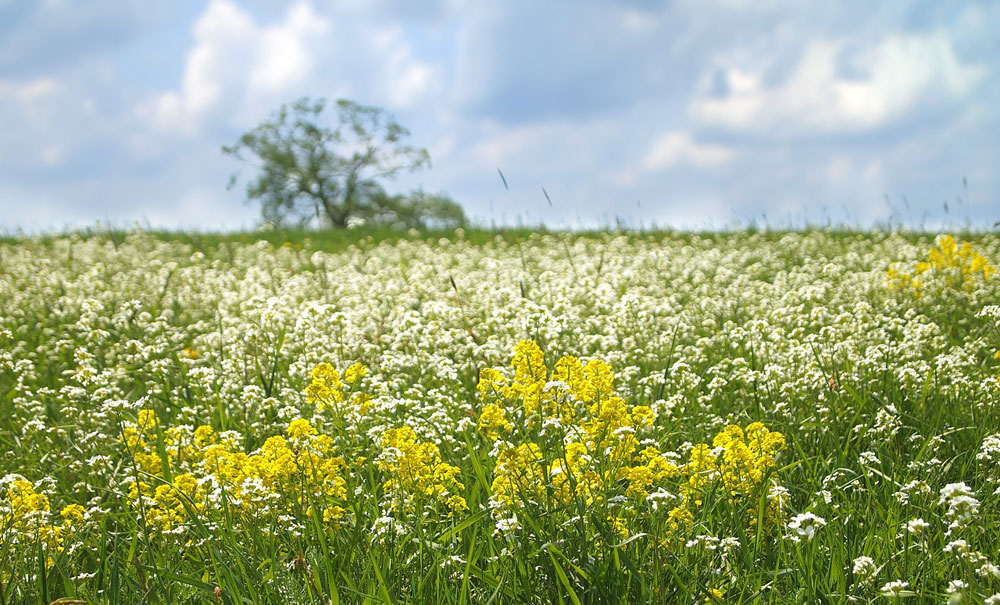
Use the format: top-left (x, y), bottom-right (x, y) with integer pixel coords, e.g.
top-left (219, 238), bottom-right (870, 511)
top-left (547, 545), bottom-right (582, 605)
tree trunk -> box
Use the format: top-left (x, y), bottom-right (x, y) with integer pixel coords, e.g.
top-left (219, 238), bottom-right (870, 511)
top-left (314, 182), bottom-right (346, 228)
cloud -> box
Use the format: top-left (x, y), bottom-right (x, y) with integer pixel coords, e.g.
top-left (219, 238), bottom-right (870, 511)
top-left (143, 0), bottom-right (329, 134)
top-left (691, 33), bottom-right (986, 135)
top-left (364, 26), bottom-right (441, 111)
top-left (249, 3), bottom-right (326, 95)
top-left (642, 132), bottom-right (734, 170)
top-left (0, 1), bottom-right (164, 77)
top-left (140, 0), bottom-right (445, 137)
top-left (1, 1), bottom-right (998, 232)
top-left (453, 2), bottom-right (680, 123)
top-left (0, 77), bottom-right (60, 106)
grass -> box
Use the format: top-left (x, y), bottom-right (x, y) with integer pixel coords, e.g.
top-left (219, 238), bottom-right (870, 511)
top-left (2, 222), bottom-right (995, 252)
top-left (0, 227), bottom-right (998, 603)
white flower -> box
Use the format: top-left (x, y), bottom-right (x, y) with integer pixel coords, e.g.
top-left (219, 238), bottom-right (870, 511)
top-left (852, 555), bottom-right (876, 579)
top-left (880, 580), bottom-right (910, 596)
top-left (894, 480), bottom-right (932, 504)
top-left (947, 495), bottom-right (980, 524)
top-left (859, 450), bottom-right (881, 466)
top-left (440, 555), bottom-right (466, 568)
top-left (947, 579), bottom-right (968, 604)
top-left (371, 515), bottom-right (394, 536)
top-left (976, 305), bottom-right (1000, 320)
top-left (787, 512), bottom-right (826, 542)
top-left (938, 483), bottom-right (980, 526)
top-left (905, 518), bottom-right (930, 535)
top-left (541, 417), bottom-right (563, 430)
top-left (978, 434), bottom-right (1000, 462)
top-left (645, 488), bottom-right (676, 511)
top-left (944, 539), bottom-right (969, 554)
top-left (979, 563), bottom-right (1000, 579)
top-left (939, 482), bottom-right (974, 504)
top-left (495, 516), bottom-right (520, 533)
top-left (720, 537), bottom-right (741, 553)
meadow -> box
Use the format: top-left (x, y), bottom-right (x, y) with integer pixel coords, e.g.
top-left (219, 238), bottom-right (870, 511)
top-left (1, 227), bottom-right (998, 604)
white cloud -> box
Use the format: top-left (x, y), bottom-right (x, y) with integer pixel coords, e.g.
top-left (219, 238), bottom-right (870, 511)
top-left (40, 144), bottom-right (64, 166)
top-left (469, 123), bottom-right (557, 167)
top-left (139, 0), bottom-right (441, 135)
top-left (2, 2), bottom-right (998, 231)
top-left (249, 3), bottom-right (327, 95)
top-left (0, 77), bottom-right (71, 166)
top-left (143, 0), bottom-right (328, 134)
top-left (368, 26), bottom-right (440, 110)
top-left (0, 77), bottom-right (60, 108)
top-left (691, 33), bottom-right (985, 135)
top-left (642, 131), bottom-right (734, 170)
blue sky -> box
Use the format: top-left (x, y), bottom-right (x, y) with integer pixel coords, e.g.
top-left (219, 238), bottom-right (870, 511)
top-left (1, 0), bottom-right (997, 231)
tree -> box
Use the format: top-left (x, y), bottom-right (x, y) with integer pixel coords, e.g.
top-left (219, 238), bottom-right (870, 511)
top-left (369, 189), bottom-right (468, 230)
top-left (223, 97), bottom-right (464, 229)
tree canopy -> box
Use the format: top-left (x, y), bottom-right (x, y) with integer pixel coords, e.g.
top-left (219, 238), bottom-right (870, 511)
top-left (223, 97), bottom-right (465, 229)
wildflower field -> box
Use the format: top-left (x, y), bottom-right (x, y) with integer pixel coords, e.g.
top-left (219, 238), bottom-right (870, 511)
top-left (2, 228), bottom-right (999, 604)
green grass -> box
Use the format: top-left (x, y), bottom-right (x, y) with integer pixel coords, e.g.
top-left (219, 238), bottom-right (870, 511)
top-left (2, 223), bottom-right (995, 252)
top-left (0, 228), bottom-right (998, 603)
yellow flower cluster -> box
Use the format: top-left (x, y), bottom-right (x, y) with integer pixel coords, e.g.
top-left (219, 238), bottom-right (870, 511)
top-left (478, 342), bottom-right (617, 427)
top-left (305, 362), bottom-right (346, 408)
top-left (888, 234), bottom-right (995, 295)
top-left (711, 423), bottom-right (786, 496)
top-left (377, 427), bottom-right (467, 516)
top-left (477, 341), bottom-right (546, 416)
top-left (697, 423), bottom-right (786, 529)
top-left (128, 473), bottom-right (203, 532)
top-left (305, 362), bottom-right (371, 414)
top-left (479, 341), bottom-right (788, 538)
top-left (123, 413), bottom-right (348, 533)
top-left (1, 477), bottom-right (83, 562)
top-left (491, 442), bottom-right (547, 511)
top-left (344, 362), bottom-right (368, 385)
top-left (477, 404), bottom-right (512, 440)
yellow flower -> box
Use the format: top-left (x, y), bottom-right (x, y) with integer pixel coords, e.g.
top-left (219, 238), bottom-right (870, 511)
top-left (378, 426), bottom-right (466, 516)
top-left (609, 515), bottom-right (630, 538)
top-left (287, 418), bottom-right (318, 440)
top-left (583, 359), bottom-right (614, 399)
top-left (667, 505), bottom-right (694, 533)
top-left (60, 503), bottom-right (87, 525)
top-left (323, 505), bottom-right (345, 525)
top-left (350, 391), bottom-right (372, 415)
top-left (4, 478), bottom-right (70, 556)
top-left (552, 355), bottom-right (595, 402)
top-left (445, 494), bottom-right (469, 515)
top-left (477, 367), bottom-right (508, 400)
top-left (137, 409), bottom-right (159, 435)
top-left (551, 441), bottom-right (601, 505)
top-left (344, 362), bottom-right (368, 385)
top-left (120, 425), bottom-right (143, 449)
top-left (512, 340), bottom-right (546, 385)
top-left (305, 363), bottom-right (345, 409)
top-left (194, 424), bottom-right (216, 447)
top-left (477, 403), bottom-right (512, 440)
top-left (631, 405), bottom-right (654, 426)
top-left (490, 442), bottom-right (546, 513)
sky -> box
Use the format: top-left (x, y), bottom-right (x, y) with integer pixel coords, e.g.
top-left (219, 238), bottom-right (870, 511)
top-left (1, 0), bottom-right (998, 232)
